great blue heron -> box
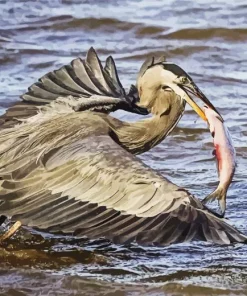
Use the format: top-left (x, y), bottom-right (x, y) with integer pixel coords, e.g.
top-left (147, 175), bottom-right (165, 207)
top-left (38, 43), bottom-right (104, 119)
top-left (0, 48), bottom-right (246, 246)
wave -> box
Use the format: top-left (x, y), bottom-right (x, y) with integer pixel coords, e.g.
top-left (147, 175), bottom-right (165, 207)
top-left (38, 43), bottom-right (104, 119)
top-left (4, 14), bottom-right (247, 44)
top-left (49, 17), bottom-right (136, 31)
top-left (159, 27), bottom-right (247, 41)
top-left (119, 45), bottom-right (212, 61)
top-left (3, 16), bottom-right (139, 33)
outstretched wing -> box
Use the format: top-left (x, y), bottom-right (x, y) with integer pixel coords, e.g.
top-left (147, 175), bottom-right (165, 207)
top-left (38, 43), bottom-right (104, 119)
top-left (22, 47), bottom-right (129, 103)
top-left (0, 127), bottom-right (245, 246)
top-left (0, 47), bottom-right (147, 129)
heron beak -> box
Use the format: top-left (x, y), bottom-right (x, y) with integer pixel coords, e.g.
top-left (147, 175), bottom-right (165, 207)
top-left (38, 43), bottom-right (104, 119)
top-left (182, 93), bottom-right (207, 121)
top-left (180, 82), bottom-right (223, 122)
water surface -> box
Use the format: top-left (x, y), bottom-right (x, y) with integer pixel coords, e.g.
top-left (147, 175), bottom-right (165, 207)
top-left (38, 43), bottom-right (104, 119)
top-left (0, 0), bottom-right (247, 295)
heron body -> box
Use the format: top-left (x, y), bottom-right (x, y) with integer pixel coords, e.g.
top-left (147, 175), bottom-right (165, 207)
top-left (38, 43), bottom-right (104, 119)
top-left (0, 48), bottom-right (246, 246)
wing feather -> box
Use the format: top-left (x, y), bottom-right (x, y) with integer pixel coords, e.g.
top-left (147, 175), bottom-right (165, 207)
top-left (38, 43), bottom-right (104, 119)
top-left (39, 74), bottom-right (82, 96)
top-left (85, 48), bottom-right (113, 95)
top-left (0, 127), bottom-right (246, 246)
top-left (72, 58), bottom-right (102, 94)
top-left (0, 47), bottom-right (147, 130)
top-left (53, 66), bottom-right (89, 94)
top-left (104, 56), bottom-right (125, 96)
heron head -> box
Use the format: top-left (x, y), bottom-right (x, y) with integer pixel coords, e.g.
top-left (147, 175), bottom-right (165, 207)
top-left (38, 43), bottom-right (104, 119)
top-left (137, 60), bottom-right (222, 121)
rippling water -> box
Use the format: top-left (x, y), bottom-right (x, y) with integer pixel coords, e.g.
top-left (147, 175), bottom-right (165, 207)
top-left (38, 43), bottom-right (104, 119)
top-left (0, 0), bottom-right (247, 295)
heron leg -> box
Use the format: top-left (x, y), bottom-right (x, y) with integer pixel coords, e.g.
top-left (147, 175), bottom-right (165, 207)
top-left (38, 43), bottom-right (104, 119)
top-left (0, 221), bottom-right (22, 243)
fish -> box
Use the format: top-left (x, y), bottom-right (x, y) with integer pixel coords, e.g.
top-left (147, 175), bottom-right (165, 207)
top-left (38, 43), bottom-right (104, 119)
top-left (202, 105), bottom-right (236, 217)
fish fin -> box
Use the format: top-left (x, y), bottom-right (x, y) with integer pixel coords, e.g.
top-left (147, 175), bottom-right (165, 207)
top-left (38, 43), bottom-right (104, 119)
top-left (202, 187), bottom-right (226, 217)
top-left (219, 195), bottom-right (226, 217)
top-left (202, 190), bottom-right (218, 203)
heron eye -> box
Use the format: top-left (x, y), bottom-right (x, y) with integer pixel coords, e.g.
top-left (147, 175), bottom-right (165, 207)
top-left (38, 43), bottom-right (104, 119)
top-left (180, 76), bottom-right (188, 84)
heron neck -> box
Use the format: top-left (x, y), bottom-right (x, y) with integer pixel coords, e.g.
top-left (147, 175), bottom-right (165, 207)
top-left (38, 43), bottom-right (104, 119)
top-left (108, 113), bottom-right (182, 155)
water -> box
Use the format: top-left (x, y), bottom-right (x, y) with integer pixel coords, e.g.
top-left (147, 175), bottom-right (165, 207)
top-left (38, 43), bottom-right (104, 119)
top-left (0, 0), bottom-right (247, 295)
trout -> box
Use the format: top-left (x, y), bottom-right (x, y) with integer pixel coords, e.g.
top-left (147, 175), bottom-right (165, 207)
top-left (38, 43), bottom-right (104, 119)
top-left (203, 105), bottom-right (236, 216)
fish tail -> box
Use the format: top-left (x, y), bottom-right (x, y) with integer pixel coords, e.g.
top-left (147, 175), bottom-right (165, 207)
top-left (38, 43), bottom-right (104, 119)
top-left (202, 187), bottom-right (227, 216)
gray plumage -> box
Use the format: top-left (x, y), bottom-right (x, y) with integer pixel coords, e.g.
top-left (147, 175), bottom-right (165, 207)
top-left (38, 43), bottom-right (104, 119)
top-left (0, 47), bottom-right (246, 246)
